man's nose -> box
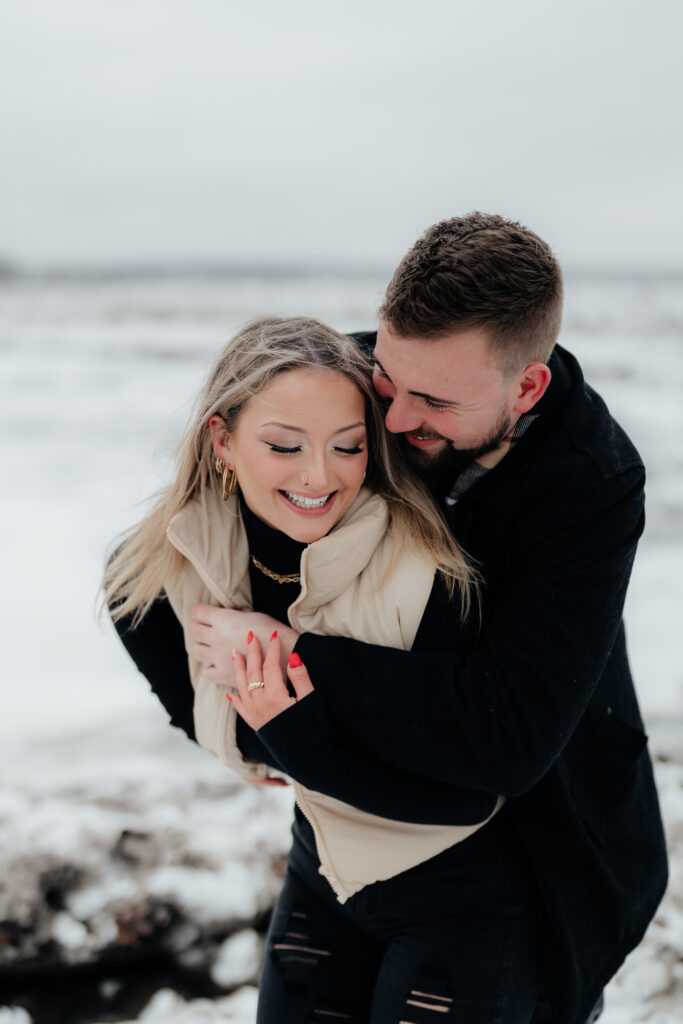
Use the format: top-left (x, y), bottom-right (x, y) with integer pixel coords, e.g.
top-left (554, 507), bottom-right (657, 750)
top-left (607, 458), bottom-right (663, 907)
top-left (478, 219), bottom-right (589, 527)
top-left (383, 396), bottom-right (423, 434)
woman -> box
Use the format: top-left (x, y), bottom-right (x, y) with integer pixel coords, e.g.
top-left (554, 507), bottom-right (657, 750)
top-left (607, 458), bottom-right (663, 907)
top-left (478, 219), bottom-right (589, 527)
top-left (105, 316), bottom-right (539, 1022)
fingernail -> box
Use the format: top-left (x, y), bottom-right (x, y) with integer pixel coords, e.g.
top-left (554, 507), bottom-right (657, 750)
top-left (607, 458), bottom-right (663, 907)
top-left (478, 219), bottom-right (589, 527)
top-left (231, 649), bottom-right (236, 661)
top-left (270, 630), bottom-right (278, 641)
top-left (288, 653), bottom-right (302, 668)
top-left (226, 694), bottom-right (233, 702)
top-left (247, 631), bottom-right (254, 644)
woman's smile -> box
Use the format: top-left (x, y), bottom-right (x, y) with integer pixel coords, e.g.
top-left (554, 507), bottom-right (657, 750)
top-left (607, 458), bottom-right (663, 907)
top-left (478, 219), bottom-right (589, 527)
top-left (278, 489), bottom-right (338, 515)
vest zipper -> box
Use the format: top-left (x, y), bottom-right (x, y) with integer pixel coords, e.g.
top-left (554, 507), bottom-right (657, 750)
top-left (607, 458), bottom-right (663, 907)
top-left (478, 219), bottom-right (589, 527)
top-left (293, 785), bottom-right (351, 904)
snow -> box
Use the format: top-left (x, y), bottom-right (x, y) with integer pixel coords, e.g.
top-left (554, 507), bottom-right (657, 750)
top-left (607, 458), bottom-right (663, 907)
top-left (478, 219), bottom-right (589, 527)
top-left (0, 714), bottom-right (294, 967)
top-left (92, 986), bottom-right (259, 1024)
top-left (211, 931), bottom-right (263, 988)
top-left (0, 272), bottom-right (682, 1022)
top-left (0, 1011), bottom-right (32, 1024)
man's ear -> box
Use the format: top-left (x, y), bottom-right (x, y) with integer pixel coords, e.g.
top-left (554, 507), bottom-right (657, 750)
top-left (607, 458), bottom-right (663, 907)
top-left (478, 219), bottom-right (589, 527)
top-left (208, 414), bottom-right (232, 464)
top-left (512, 363), bottom-right (552, 414)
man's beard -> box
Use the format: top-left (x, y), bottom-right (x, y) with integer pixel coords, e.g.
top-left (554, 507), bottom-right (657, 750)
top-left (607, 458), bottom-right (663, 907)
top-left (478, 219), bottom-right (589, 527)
top-left (402, 409), bottom-right (514, 495)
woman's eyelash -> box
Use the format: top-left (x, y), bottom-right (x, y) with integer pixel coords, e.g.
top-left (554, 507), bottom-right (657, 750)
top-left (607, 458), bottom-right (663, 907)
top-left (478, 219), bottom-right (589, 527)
top-left (335, 445), bottom-right (364, 455)
top-left (267, 443), bottom-right (302, 454)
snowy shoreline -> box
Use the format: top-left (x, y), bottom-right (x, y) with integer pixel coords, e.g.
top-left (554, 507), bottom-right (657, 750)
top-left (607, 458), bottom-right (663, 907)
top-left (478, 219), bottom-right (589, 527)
top-left (0, 713), bottom-right (681, 1023)
top-left (0, 711), bottom-right (294, 1023)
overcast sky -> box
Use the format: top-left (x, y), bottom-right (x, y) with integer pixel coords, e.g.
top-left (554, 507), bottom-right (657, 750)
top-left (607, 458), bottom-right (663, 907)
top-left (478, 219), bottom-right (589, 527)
top-left (1, 0), bottom-right (681, 271)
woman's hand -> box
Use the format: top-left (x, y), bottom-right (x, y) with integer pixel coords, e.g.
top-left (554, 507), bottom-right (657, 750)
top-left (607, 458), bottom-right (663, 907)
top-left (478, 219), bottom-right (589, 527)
top-left (229, 632), bottom-right (314, 731)
top-left (189, 604), bottom-right (299, 686)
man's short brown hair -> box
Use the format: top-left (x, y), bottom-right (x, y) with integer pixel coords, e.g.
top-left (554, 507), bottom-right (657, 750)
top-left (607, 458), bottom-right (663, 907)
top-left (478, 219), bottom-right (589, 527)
top-left (379, 212), bottom-right (563, 376)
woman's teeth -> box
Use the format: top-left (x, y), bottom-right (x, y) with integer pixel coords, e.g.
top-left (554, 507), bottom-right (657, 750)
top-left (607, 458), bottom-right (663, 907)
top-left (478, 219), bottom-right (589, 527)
top-left (284, 492), bottom-right (332, 509)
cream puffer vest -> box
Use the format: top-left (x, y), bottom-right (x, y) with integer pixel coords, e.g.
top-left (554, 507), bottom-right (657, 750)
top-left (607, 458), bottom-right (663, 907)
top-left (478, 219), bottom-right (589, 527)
top-left (165, 487), bottom-right (501, 903)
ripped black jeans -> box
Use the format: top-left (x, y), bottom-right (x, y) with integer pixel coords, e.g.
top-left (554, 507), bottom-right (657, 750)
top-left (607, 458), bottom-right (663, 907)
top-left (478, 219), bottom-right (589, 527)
top-left (257, 807), bottom-right (540, 1024)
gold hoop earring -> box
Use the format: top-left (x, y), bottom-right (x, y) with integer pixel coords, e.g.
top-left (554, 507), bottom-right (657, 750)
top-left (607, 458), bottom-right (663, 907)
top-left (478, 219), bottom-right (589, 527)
top-left (215, 457), bottom-right (238, 500)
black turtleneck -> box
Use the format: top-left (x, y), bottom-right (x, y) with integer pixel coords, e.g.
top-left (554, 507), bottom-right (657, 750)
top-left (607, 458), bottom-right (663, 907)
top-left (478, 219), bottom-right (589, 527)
top-left (236, 500), bottom-right (306, 767)
top-left (240, 498), bottom-right (306, 625)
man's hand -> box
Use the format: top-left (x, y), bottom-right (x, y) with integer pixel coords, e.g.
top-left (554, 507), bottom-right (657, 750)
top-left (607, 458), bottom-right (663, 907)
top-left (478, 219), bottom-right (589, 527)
top-left (189, 604), bottom-right (299, 687)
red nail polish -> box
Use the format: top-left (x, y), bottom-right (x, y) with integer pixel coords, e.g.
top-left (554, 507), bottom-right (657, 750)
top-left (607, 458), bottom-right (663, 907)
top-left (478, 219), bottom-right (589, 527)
top-left (288, 653), bottom-right (302, 668)
top-left (270, 630), bottom-right (278, 641)
top-left (247, 631), bottom-right (254, 644)
top-left (226, 694), bottom-right (233, 702)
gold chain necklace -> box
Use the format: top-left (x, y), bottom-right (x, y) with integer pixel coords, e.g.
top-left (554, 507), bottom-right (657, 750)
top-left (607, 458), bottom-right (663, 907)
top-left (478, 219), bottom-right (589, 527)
top-left (251, 555), bottom-right (301, 585)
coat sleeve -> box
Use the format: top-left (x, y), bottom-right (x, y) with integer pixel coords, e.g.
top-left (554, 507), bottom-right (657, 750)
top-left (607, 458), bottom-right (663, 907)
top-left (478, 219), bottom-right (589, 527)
top-left (110, 595), bottom-right (497, 821)
top-left (112, 597), bottom-right (197, 740)
top-left (257, 690), bottom-right (497, 824)
top-left (295, 468), bottom-right (646, 796)
top-left (111, 597), bottom-right (277, 765)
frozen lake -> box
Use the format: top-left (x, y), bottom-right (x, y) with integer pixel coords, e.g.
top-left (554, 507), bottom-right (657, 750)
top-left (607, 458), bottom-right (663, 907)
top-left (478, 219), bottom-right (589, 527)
top-left (1, 272), bottom-right (681, 738)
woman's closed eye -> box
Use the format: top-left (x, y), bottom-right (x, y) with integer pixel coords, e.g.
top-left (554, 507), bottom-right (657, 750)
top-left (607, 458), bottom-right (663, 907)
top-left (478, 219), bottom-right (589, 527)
top-left (334, 444), bottom-right (365, 455)
top-left (266, 443), bottom-right (302, 454)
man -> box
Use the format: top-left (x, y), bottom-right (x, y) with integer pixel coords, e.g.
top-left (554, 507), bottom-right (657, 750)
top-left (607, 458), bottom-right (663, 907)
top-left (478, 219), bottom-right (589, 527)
top-left (117, 213), bottom-right (667, 1022)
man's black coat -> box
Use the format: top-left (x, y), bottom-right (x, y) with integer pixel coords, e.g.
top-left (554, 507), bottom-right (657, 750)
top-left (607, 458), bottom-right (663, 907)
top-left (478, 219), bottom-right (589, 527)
top-left (295, 341), bottom-right (667, 1022)
top-left (115, 342), bottom-right (667, 1024)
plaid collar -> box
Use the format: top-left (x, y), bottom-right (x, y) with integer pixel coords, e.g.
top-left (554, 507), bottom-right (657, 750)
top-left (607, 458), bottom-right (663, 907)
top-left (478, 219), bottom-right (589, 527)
top-left (444, 413), bottom-right (538, 507)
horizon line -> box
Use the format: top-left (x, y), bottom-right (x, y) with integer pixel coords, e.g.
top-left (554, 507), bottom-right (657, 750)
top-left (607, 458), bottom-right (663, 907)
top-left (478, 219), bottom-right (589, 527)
top-left (1, 258), bottom-right (682, 284)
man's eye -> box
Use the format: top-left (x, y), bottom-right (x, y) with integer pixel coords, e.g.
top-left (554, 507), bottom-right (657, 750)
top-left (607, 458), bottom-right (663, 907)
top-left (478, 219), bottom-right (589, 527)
top-left (373, 364), bottom-right (389, 379)
top-left (422, 398), bottom-right (450, 411)
top-left (267, 443), bottom-right (301, 454)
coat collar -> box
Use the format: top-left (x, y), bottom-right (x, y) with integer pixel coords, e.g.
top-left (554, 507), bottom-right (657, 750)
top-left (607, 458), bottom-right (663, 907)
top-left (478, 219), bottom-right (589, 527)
top-left (167, 486), bottom-right (392, 614)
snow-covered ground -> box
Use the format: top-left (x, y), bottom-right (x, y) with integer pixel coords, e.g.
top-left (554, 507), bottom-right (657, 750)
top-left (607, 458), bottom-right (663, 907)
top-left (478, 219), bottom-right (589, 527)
top-left (0, 272), bottom-right (681, 1022)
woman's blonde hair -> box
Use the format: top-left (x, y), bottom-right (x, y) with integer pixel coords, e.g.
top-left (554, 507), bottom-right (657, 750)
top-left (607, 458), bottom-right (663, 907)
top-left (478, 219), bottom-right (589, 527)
top-left (102, 316), bottom-right (477, 624)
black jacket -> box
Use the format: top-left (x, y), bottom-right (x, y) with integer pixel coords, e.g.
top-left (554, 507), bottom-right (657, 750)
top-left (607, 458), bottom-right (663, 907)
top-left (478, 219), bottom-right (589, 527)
top-left (293, 341), bottom-right (667, 1022)
top-left (114, 342), bottom-right (667, 1024)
